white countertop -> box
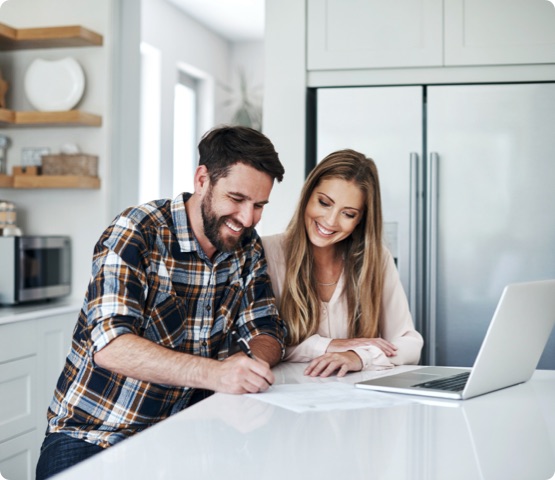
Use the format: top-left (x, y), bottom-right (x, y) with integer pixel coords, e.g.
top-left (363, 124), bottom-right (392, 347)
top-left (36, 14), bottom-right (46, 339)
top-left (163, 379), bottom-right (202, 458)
top-left (50, 363), bottom-right (555, 480)
top-left (0, 298), bottom-right (81, 325)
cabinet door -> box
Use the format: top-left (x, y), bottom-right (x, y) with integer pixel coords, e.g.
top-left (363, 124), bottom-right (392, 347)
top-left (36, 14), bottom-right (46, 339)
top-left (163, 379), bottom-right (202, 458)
top-left (0, 357), bottom-right (37, 444)
top-left (445, 0), bottom-right (555, 65)
top-left (35, 312), bottom-right (76, 453)
top-left (307, 0), bottom-right (443, 70)
top-left (0, 321), bottom-right (37, 364)
top-left (0, 430), bottom-right (37, 480)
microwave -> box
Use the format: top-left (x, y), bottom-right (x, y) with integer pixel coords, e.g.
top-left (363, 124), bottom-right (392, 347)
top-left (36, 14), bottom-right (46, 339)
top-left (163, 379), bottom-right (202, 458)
top-left (0, 235), bottom-right (71, 305)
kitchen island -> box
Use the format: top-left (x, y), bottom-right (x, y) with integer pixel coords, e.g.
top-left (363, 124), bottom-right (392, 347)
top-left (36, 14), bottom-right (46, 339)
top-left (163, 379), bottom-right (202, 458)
top-left (48, 362), bottom-right (555, 480)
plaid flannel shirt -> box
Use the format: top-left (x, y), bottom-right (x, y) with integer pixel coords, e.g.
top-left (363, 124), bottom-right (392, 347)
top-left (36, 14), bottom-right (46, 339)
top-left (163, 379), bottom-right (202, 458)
top-left (46, 193), bottom-right (285, 447)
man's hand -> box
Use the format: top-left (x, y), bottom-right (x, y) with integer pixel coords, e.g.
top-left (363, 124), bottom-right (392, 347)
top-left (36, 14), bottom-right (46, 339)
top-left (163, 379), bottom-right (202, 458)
top-left (208, 353), bottom-right (274, 394)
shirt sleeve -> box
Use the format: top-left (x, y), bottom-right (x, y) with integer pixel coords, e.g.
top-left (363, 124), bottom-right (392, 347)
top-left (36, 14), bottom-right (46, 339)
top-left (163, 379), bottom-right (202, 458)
top-left (86, 214), bottom-right (150, 354)
top-left (234, 236), bottom-right (287, 358)
top-left (284, 334), bottom-right (332, 362)
top-left (379, 250), bottom-right (424, 365)
top-left (353, 251), bottom-right (424, 370)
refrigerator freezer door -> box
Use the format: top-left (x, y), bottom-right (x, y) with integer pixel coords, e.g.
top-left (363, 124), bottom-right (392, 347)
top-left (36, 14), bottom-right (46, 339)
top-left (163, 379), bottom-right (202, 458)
top-left (316, 86), bottom-right (424, 322)
top-left (428, 83), bottom-right (555, 368)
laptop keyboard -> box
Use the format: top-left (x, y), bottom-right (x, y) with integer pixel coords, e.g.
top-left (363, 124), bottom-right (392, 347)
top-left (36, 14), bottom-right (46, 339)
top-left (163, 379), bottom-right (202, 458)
top-left (412, 371), bottom-right (470, 391)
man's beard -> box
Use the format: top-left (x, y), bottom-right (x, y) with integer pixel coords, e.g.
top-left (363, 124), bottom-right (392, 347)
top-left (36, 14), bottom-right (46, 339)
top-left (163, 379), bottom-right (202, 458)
top-left (201, 187), bottom-right (254, 253)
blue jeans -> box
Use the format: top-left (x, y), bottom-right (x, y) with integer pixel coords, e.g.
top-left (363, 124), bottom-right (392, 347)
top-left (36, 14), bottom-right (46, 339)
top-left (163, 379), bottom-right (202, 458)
top-left (35, 433), bottom-right (104, 480)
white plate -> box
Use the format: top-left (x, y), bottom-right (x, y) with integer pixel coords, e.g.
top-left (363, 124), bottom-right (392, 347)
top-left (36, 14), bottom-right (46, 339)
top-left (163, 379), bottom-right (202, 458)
top-left (24, 57), bottom-right (85, 111)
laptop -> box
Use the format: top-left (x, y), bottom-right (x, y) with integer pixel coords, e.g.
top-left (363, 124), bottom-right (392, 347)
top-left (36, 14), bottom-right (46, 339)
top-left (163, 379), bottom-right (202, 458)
top-left (356, 280), bottom-right (555, 400)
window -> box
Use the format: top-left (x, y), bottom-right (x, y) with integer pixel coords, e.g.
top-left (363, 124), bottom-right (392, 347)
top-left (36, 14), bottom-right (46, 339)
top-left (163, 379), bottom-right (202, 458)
top-left (173, 72), bottom-right (198, 197)
top-left (139, 43), bottom-right (161, 203)
top-left (139, 50), bottom-right (214, 203)
top-left (172, 65), bottom-right (214, 198)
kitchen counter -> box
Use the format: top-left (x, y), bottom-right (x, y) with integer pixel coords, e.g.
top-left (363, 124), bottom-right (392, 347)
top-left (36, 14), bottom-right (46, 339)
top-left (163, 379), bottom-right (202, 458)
top-left (49, 363), bottom-right (555, 480)
top-left (0, 298), bottom-right (82, 326)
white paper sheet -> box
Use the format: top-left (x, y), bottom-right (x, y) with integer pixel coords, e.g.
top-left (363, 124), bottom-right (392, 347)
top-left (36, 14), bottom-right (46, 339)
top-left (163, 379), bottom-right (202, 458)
top-left (246, 381), bottom-right (413, 413)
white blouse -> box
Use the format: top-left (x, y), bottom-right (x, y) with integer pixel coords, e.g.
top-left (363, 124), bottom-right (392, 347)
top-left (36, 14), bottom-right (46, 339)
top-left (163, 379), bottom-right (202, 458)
top-left (261, 233), bottom-right (423, 370)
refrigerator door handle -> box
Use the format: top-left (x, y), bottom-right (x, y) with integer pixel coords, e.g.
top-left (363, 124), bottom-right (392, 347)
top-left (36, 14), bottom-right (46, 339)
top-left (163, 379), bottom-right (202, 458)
top-left (409, 152), bottom-right (419, 326)
top-left (427, 152), bottom-right (439, 365)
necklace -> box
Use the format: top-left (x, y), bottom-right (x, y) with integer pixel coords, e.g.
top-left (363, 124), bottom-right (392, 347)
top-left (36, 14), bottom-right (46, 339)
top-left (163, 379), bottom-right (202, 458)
top-left (315, 257), bottom-right (342, 287)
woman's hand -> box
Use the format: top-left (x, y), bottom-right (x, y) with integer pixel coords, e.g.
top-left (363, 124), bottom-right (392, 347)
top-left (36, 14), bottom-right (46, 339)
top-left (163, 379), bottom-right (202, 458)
top-left (327, 338), bottom-right (398, 357)
top-left (304, 351), bottom-right (363, 378)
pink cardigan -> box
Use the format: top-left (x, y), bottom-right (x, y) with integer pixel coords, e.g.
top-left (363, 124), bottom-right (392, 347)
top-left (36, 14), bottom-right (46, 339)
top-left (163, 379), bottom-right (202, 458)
top-left (261, 233), bottom-right (423, 370)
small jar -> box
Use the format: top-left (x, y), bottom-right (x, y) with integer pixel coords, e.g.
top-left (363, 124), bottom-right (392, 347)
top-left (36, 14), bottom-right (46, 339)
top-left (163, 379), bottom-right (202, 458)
top-left (0, 200), bottom-right (22, 236)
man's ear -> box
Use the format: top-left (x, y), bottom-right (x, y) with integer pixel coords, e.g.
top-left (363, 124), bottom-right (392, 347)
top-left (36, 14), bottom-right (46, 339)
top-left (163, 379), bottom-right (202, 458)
top-left (193, 165), bottom-right (210, 194)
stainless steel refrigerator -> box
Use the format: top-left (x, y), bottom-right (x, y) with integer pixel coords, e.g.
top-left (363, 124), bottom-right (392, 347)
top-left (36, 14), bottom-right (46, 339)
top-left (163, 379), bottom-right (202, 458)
top-left (315, 83), bottom-right (555, 368)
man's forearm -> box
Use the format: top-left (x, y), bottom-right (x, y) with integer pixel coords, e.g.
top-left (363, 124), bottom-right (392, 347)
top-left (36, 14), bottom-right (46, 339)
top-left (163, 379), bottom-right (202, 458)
top-left (249, 334), bottom-right (283, 366)
top-left (93, 333), bottom-right (277, 394)
top-left (93, 333), bottom-right (216, 388)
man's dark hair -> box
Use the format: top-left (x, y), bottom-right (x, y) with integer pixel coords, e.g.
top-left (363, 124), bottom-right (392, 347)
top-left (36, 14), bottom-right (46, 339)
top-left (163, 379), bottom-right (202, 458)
top-left (198, 125), bottom-right (284, 184)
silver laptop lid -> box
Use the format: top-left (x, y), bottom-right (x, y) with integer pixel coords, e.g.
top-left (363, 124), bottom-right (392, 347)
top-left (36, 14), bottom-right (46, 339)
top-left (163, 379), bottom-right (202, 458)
top-left (462, 279), bottom-right (555, 398)
top-left (355, 280), bottom-right (555, 400)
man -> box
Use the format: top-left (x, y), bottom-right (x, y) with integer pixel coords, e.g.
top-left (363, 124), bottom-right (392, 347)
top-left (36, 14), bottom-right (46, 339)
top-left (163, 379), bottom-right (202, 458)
top-left (36, 126), bottom-right (286, 479)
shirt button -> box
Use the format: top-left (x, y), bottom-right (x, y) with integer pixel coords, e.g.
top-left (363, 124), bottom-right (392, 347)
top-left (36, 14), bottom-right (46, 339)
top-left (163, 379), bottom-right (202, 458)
top-left (202, 341), bottom-right (207, 347)
top-left (206, 305), bottom-right (211, 311)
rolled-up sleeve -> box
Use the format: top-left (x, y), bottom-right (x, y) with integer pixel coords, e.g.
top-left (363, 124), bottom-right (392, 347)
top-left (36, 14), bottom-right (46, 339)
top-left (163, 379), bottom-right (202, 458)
top-left (234, 240), bottom-right (287, 358)
top-left (379, 251), bottom-right (423, 366)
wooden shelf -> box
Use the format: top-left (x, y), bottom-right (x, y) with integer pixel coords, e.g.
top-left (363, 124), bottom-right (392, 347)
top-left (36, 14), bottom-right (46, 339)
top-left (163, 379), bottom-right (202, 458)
top-left (0, 109), bottom-right (102, 127)
top-left (0, 174), bottom-right (13, 187)
top-left (0, 22), bottom-right (103, 128)
top-left (0, 22), bottom-right (103, 50)
top-left (0, 22), bottom-right (103, 187)
top-left (0, 174), bottom-right (100, 189)
top-left (0, 108), bottom-right (15, 124)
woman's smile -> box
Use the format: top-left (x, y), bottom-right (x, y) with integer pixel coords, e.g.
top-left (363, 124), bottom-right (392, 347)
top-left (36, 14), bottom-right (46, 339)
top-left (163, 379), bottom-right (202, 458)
top-left (304, 178), bottom-right (364, 247)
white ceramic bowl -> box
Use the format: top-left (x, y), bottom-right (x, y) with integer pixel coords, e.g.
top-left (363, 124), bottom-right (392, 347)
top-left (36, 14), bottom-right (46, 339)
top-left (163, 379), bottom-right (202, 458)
top-left (24, 57), bottom-right (85, 111)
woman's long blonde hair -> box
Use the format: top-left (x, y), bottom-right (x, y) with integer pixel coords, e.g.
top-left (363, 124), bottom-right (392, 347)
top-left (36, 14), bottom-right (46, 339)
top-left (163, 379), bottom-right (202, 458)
top-left (281, 149), bottom-right (384, 346)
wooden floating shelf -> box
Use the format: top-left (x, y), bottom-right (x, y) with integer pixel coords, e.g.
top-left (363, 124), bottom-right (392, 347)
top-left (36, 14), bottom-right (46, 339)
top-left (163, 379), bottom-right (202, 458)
top-left (0, 174), bottom-right (13, 188)
top-left (0, 22), bottom-right (103, 50)
top-left (0, 109), bottom-right (102, 127)
top-left (0, 108), bottom-right (15, 124)
top-left (0, 174), bottom-right (100, 189)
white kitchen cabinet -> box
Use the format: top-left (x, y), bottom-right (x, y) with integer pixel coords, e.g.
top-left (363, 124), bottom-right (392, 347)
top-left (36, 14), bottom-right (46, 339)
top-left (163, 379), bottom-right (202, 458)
top-left (307, 0), bottom-right (555, 71)
top-left (444, 0), bottom-right (555, 66)
top-left (35, 312), bottom-right (75, 453)
top-left (0, 321), bottom-right (37, 480)
top-left (0, 431), bottom-right (36, 480)
top-left (307, 0), bottom-right (443, 70)
top-left (0, 357), bottom-right (37, 444)
top-left (0, 305), bottom-right (77, 480)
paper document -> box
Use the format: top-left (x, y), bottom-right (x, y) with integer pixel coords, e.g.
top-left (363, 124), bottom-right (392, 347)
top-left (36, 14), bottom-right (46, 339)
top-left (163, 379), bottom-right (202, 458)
top-left (246, 382), bottom-right (412, 413)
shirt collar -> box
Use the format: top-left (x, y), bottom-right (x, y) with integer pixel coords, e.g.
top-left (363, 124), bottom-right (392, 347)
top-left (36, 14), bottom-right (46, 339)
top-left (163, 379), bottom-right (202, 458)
top-left (171, 193), bottom-right (196, 253)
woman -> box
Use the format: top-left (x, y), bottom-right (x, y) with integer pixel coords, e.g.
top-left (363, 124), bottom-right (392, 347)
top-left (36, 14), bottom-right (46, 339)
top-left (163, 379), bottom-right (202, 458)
top-left (262, 149), bottom-right (423, 377)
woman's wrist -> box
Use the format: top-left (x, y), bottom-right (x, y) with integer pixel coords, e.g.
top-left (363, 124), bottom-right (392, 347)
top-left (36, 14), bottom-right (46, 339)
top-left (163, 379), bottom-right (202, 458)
top-left (347, 350), bottom-right (364, 371)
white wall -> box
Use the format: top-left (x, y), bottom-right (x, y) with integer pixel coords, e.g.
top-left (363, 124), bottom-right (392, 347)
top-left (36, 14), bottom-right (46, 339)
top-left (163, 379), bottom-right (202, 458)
top-left (226, 41), bottom-right (265, 130)
top-left (261, 0), bottom-right (307, 235)
top-left (0, 0), bottom-right (267, 300)
top-left (141, 0), bottom-right (264, 199)
top-left (0, 0), bottom-right (115, 299)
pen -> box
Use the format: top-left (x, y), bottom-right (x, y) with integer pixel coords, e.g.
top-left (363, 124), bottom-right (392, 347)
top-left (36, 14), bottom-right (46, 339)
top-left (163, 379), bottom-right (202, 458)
top-left (231, 330), bottom-right (255, 359)
top-left (231, 330), bottom-right (272, 388)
